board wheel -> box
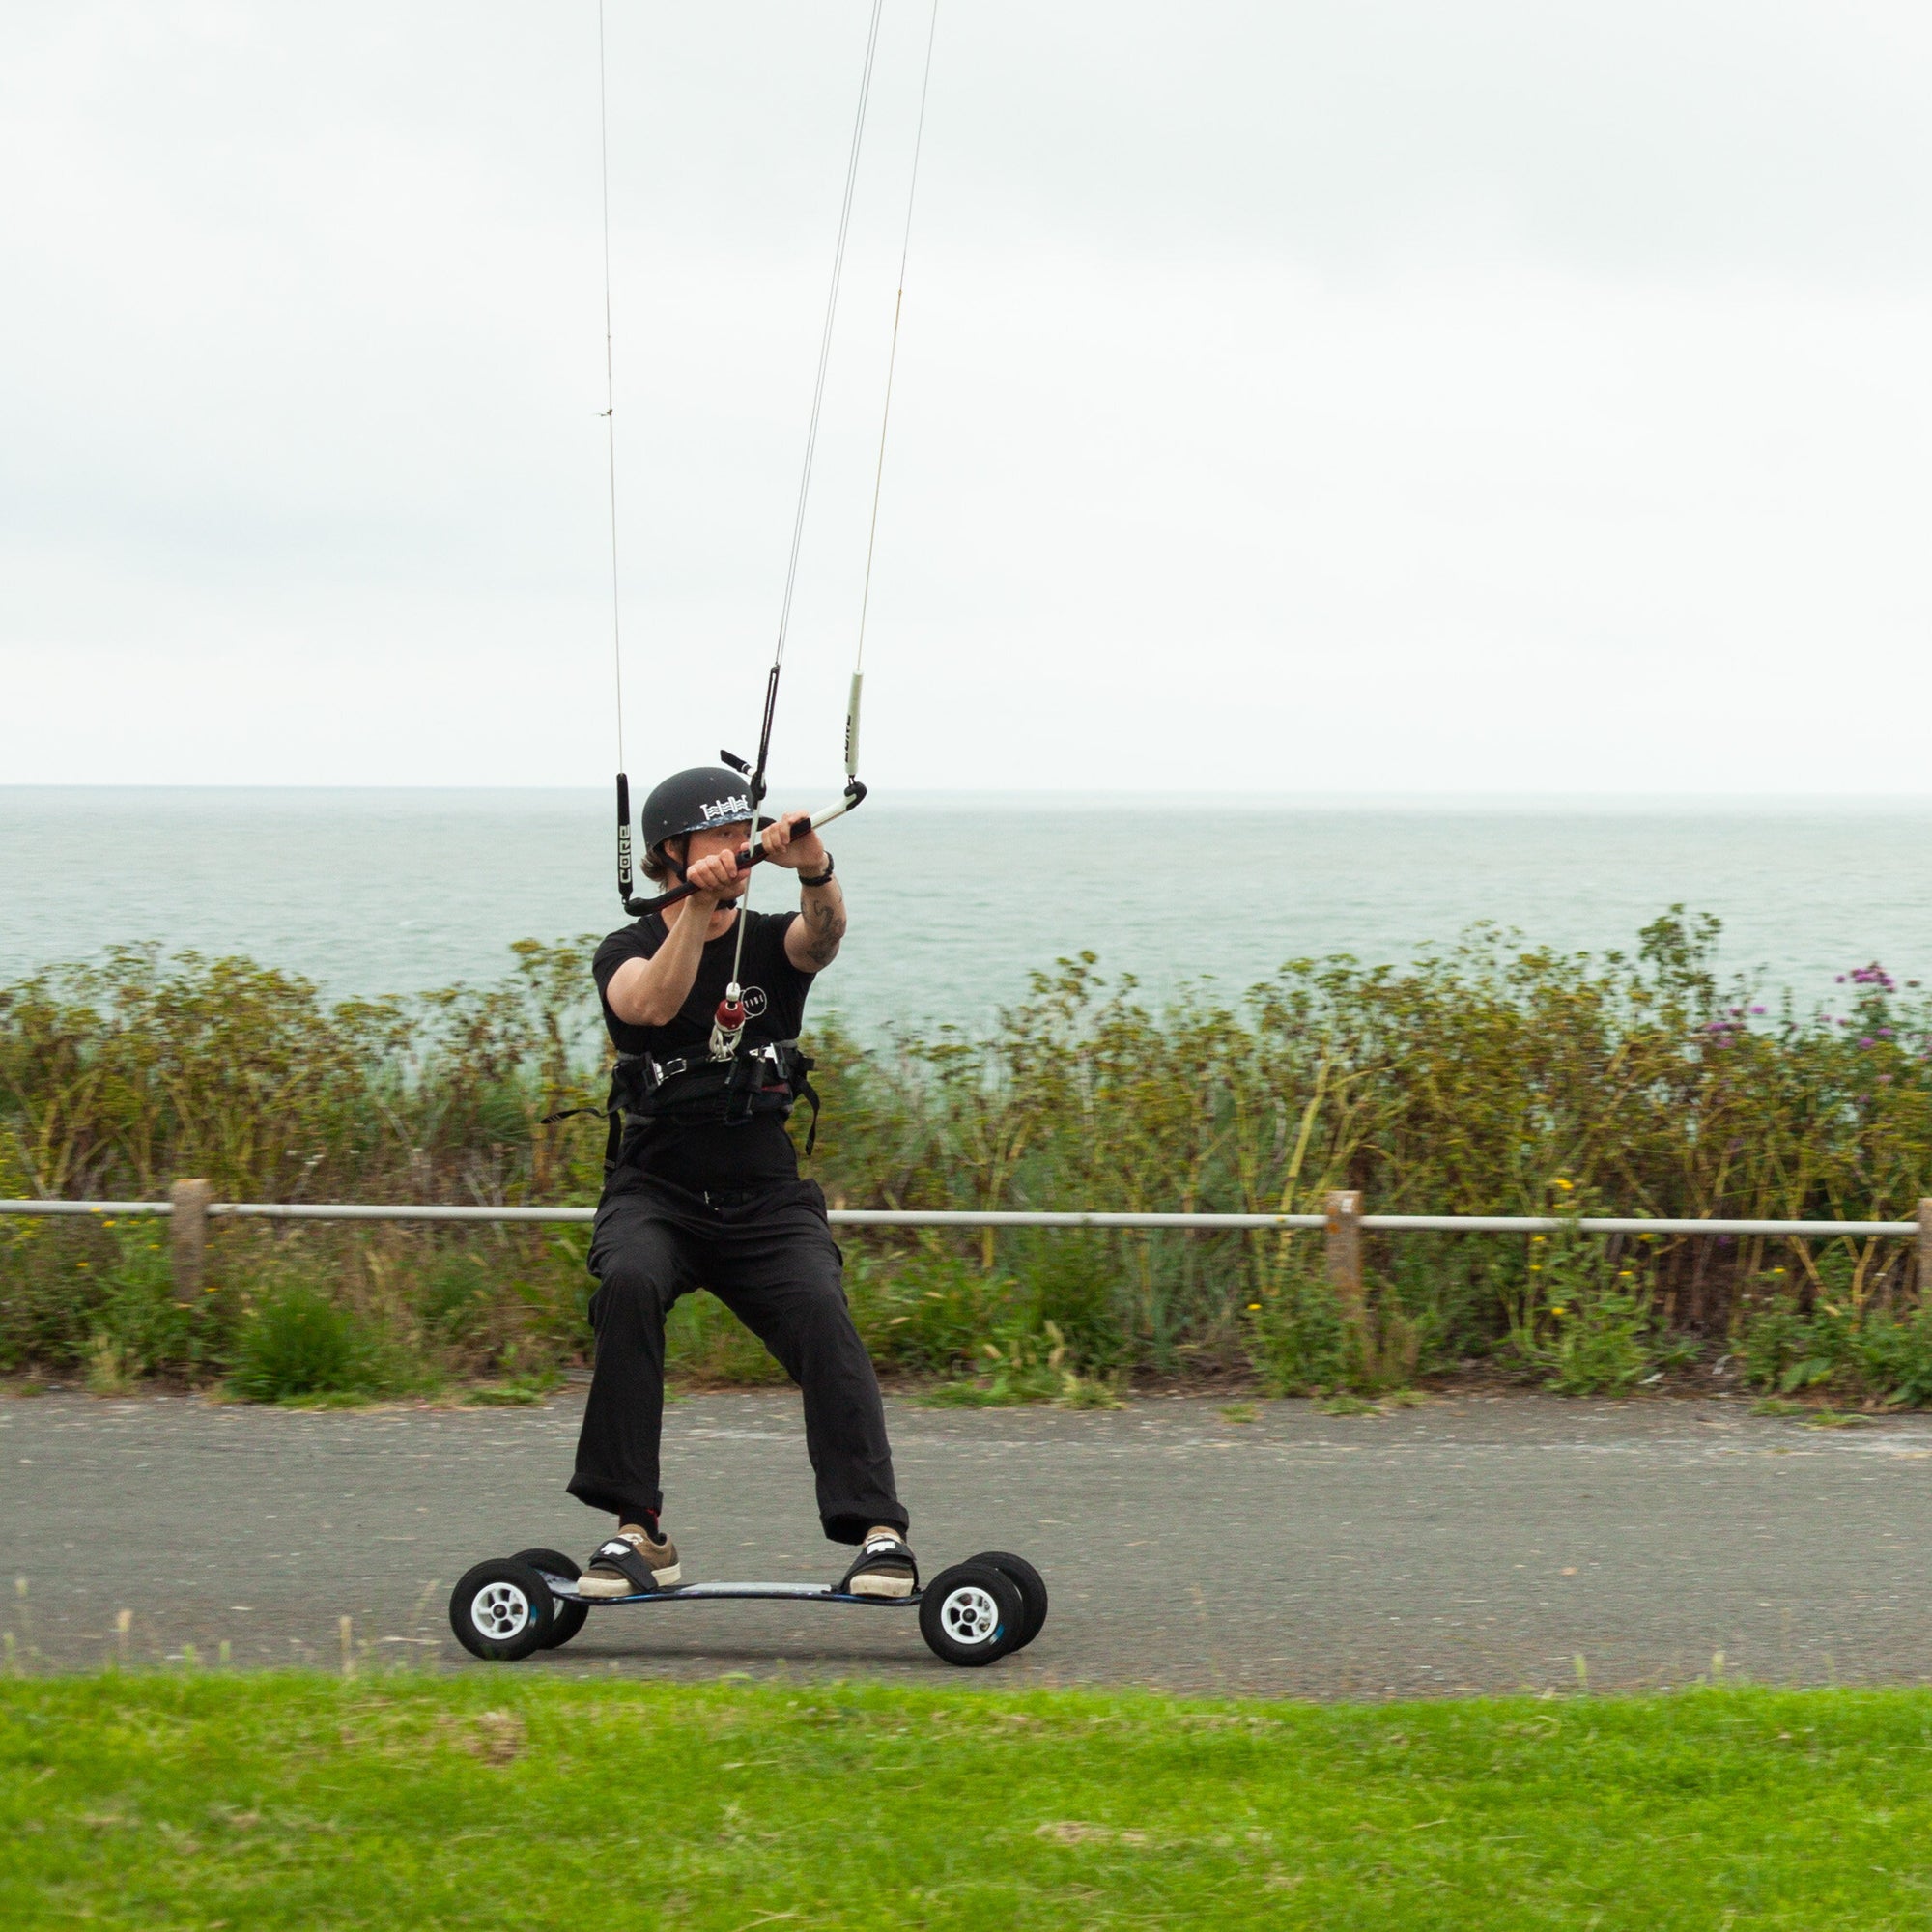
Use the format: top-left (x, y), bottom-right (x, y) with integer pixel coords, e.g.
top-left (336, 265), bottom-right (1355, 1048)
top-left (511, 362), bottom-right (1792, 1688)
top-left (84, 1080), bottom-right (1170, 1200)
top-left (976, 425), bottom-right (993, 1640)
top-left (968, 1550), bottom-right (1047, 1650)
top-left (449, 1558), bottom-right (556, 1662)
top-left (511, 1548), bottom-right (590, 1650)
top-left (918, 1561), bottom-right (1024, 1667)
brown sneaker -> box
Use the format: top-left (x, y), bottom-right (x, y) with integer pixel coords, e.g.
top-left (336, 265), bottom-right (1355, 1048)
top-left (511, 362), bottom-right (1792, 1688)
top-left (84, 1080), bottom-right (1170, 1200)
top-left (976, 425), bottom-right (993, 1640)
top-left (577, 1522), bottom-right (682, 1598)
top-left (839, 1527), bottom-right (917, 1600)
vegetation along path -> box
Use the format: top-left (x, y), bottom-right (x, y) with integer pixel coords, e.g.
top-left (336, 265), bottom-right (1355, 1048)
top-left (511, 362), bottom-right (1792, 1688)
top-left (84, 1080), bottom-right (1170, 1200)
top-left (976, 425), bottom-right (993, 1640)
top-left (9, 1388), bottom-right (1932, 1696)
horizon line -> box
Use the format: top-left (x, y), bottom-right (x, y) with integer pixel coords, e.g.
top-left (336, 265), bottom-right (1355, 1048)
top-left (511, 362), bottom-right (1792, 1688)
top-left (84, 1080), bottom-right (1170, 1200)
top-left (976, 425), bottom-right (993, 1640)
top-left (6, 783), bottom-right (1932, 810)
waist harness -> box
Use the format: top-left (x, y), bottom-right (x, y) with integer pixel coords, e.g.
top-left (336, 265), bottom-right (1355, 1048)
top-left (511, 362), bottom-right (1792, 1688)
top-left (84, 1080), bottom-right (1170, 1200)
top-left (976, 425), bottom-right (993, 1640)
top-left (544, 1038), bottom-right (821, 1172)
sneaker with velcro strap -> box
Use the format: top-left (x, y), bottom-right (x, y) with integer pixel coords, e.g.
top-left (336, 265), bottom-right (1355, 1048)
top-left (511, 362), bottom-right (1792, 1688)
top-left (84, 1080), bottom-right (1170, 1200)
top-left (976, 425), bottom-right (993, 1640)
top-left (838, 1528), bottom-right (918, 1599)
top-left (577, 1522), bottom-right (682, 1598)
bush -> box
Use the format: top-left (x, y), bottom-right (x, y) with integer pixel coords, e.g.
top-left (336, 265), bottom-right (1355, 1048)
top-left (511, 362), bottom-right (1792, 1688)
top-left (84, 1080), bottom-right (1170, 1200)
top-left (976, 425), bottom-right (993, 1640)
top-left (847, 1236), bottom-right (1031, 1375)
top-left (1541, 1291), bottom-right (1655, 1397)
top-left (1845, 1307), bottom-right (1932, 1408)
top-left (1737, 1290), bottom-right (1844, 1397)
top-left (1735, 1286), bottom-right (1932, 1410)
top-left (225, 1286), bottom-right (387, 1404)
top-left (1244, 1258), bottom-right (1349, 1396)
top-left (90, 1226), bottom-right (203, 1380)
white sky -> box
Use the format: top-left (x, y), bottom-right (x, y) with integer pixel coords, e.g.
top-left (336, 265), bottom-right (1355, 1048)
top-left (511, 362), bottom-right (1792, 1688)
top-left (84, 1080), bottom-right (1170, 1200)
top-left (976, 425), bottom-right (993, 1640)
top-left (4, 1), bottom-right (1930, 793)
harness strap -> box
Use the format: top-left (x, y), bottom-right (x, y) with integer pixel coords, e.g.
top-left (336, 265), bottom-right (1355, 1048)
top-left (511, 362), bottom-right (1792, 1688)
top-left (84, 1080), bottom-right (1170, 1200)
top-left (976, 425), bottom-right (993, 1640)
top-left (540, 1040), bottom-right (821, 1165)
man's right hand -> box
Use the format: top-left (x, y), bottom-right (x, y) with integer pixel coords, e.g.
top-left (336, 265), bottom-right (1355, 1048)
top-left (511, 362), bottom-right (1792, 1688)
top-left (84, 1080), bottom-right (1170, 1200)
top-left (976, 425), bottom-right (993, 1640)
top-left (683, 845), bottom-right (749, 902)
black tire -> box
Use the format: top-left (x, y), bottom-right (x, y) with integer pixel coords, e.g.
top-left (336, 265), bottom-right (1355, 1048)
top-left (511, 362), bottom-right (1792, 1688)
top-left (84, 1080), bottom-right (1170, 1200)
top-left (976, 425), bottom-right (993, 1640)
top-left (970, 1550), bottom-right (1048, 1650)
top-left (511, 1548), bottom-right (589, 1651)
top-left (918, 1562), bottom-right (1024, 1667)
top-left (448, 1558), bottom-right (556, 1662)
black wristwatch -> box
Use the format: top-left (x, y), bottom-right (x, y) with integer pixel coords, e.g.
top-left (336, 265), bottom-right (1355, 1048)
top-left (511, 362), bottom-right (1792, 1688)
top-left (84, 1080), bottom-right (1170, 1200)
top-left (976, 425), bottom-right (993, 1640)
top-left (798, 851), bottom-right (835, 889)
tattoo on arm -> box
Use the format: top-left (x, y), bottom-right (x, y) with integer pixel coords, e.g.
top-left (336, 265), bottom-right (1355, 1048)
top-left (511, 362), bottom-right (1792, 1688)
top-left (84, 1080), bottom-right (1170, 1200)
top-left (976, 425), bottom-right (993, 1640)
top-left (796, 886), bottom-right (847, 969)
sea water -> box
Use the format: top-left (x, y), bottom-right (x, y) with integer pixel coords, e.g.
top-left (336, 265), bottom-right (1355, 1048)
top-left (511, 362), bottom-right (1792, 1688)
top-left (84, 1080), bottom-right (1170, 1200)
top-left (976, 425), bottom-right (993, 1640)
top-left (3, 789), bottom-right (1929, 1035)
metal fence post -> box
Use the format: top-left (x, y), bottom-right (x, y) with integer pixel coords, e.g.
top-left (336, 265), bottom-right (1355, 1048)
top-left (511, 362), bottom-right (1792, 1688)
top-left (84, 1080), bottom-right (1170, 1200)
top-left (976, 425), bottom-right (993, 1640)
top-left (168, 1179), bottom-right (213, 1303)
top-left (1921, 1199), bottom-right (1932, 1296)
top-left (1325, 1189), bottom-right (1364, 1319)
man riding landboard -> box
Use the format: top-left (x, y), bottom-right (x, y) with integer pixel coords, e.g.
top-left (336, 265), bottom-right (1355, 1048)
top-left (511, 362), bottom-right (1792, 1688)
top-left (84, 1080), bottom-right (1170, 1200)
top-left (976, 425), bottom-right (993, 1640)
top-left (566, 765), bottom-right (915, 1602)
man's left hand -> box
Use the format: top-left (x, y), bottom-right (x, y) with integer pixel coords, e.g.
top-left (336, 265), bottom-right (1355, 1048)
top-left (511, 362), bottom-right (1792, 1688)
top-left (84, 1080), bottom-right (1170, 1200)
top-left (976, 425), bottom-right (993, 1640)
top-left (762, 810), bottom-right (827, 875)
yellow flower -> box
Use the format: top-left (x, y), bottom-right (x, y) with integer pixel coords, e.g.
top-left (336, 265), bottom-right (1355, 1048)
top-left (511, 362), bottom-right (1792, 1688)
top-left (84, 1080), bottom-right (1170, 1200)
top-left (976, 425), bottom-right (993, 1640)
top-left (1529, 1264), bottom-right (1542, 1272)
top-left (1246, 1303), bottom-right (1261, 1312)
top-left (1554, 1177), bottom-right (1575, 1192)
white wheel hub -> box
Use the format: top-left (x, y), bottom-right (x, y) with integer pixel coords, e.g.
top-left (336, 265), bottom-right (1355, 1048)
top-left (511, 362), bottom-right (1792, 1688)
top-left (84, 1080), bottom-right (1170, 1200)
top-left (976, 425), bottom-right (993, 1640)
top-left (939, 1584), bottom-right (1001, 1647)
top-left (471, 1579), bottom-right (532, 1640)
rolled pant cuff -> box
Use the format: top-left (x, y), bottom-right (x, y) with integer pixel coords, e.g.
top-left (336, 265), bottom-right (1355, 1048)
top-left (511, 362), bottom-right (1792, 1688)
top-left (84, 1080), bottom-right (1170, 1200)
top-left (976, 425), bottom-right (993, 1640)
top-left (823, 1506), bottom-right (910, 1546)
top-left (568, 1475), bottom-right (663, 1522)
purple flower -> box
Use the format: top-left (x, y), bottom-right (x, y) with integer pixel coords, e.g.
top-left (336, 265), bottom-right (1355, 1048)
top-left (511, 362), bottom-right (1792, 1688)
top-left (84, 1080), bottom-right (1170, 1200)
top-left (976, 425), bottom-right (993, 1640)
top-left (1861, 1037), bottom-right (1875, 1049)
top-left (1878, 1074), bottom-right (1894, 1085)
top-left (1879, 1028), bottom-right (1893, 1039)
top-left (1750, 1005), bottom-right (1766, 1015)
top-left (1837, 975), bottom-right (1847, 984)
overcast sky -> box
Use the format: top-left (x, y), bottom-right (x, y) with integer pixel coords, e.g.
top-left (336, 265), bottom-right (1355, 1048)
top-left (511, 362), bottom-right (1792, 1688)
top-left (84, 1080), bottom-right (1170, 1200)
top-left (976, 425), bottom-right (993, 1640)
top-left (4, 1), bottom-right (1930, 793)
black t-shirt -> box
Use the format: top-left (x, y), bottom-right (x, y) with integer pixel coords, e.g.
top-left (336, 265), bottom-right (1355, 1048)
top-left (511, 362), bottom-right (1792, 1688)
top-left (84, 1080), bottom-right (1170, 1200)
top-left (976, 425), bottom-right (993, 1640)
top-left (592, 907), bottom-right (817, 1194)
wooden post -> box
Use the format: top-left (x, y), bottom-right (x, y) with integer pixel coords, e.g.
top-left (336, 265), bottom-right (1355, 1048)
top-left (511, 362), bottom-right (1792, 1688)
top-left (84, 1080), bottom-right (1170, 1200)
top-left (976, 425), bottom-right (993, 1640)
top-left (1325, 1189), bottom-right (1364, 1321)
top-left (1920, 1199), bottom-right (1932, 1298)
top-left (169, 1179), bottom-right (213, 1304)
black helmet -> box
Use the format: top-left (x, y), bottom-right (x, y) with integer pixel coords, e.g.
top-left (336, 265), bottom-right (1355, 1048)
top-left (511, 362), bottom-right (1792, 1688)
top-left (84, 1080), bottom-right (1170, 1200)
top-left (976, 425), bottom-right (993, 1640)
top-left (640, 766), bottom-right (773, 851)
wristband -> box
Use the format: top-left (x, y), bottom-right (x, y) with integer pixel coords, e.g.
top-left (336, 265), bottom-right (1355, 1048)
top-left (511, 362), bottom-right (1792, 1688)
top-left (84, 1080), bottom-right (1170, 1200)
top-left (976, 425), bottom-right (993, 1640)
top-left (798, 851), bottom-right (835, 889)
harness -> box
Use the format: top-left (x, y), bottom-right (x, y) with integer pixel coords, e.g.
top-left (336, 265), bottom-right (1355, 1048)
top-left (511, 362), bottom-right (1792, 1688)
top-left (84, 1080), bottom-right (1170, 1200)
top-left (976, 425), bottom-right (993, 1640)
top-left (545, 1038), bottom-right (821, 1175)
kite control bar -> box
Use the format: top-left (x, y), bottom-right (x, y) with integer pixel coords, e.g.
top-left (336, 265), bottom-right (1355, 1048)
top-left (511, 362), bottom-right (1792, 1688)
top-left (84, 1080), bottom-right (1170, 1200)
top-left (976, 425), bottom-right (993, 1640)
top-left (620, 780), bottom-right (867, 919)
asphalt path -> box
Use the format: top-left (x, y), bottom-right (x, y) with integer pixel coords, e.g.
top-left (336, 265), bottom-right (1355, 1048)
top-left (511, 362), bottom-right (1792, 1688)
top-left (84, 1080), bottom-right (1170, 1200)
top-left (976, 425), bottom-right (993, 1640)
top-left (7, 1387), bottom-right (1932, 1698)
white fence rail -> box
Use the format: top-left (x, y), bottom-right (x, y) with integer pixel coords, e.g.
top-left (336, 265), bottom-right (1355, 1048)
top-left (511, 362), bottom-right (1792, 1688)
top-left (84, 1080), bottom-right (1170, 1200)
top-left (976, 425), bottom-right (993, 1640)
top-left (5, 1191), bottom-right (1929, 1304)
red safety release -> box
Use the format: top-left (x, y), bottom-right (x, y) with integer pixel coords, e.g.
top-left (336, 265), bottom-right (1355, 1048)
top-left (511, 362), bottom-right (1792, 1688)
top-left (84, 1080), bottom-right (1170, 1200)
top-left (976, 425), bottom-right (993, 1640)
top-left (715, 997), bottom-right (747, 1033)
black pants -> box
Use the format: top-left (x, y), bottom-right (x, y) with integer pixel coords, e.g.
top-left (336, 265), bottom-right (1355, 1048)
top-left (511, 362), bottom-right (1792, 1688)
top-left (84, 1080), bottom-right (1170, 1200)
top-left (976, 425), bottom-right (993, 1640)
top-left (568, 1178), bottom-right (906, 1546)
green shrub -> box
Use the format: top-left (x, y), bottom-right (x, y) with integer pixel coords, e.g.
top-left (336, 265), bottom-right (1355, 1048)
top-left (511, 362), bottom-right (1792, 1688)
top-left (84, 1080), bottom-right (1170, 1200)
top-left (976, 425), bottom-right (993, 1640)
top-left (1245, 1264), bottom-right (1350, 1397)
top-left (416, 1251), bottom-right (496, 1345)
top-left (1542, 1290), bottom-right (1656, 1396)
top-left (1736, 1287), bottom-right (1932, 1410)
top-left (1737, 1292), bottom-right (1846, 1397)
top-left (0, 1217), bottom-right (218, 1380)
top-left (226, 1286), bottom-right (385, 1403)
top-left (849, 1237), bottom-right (1031, 1375)
top-left (90, 1226), bottom-right (204, 1380)
top-left (1845, 1306), bottom-right (1932, 1407)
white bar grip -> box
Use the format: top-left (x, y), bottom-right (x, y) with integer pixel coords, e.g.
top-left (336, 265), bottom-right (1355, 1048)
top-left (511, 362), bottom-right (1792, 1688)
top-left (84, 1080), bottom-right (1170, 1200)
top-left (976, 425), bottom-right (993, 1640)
top-left (844, 670), bottom-right (864, 780)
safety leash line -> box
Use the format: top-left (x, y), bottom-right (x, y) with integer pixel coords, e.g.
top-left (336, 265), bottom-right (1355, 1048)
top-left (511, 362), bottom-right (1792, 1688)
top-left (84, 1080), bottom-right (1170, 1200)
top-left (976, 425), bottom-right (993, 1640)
top-left (723, 0), bottom-right (888, 1025)
top-left (597, 0), bottom-right (634, 904)
top-left (768, 0), bottom-right (888, 694)
top-left (853, 0), bottom-right (940, 700)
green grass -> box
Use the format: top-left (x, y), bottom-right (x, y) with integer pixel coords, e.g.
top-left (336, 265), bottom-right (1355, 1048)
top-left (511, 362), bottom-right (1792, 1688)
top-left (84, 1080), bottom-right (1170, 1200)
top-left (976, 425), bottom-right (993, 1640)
top-left (7, 1677), bottom-right (1932, 1927)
